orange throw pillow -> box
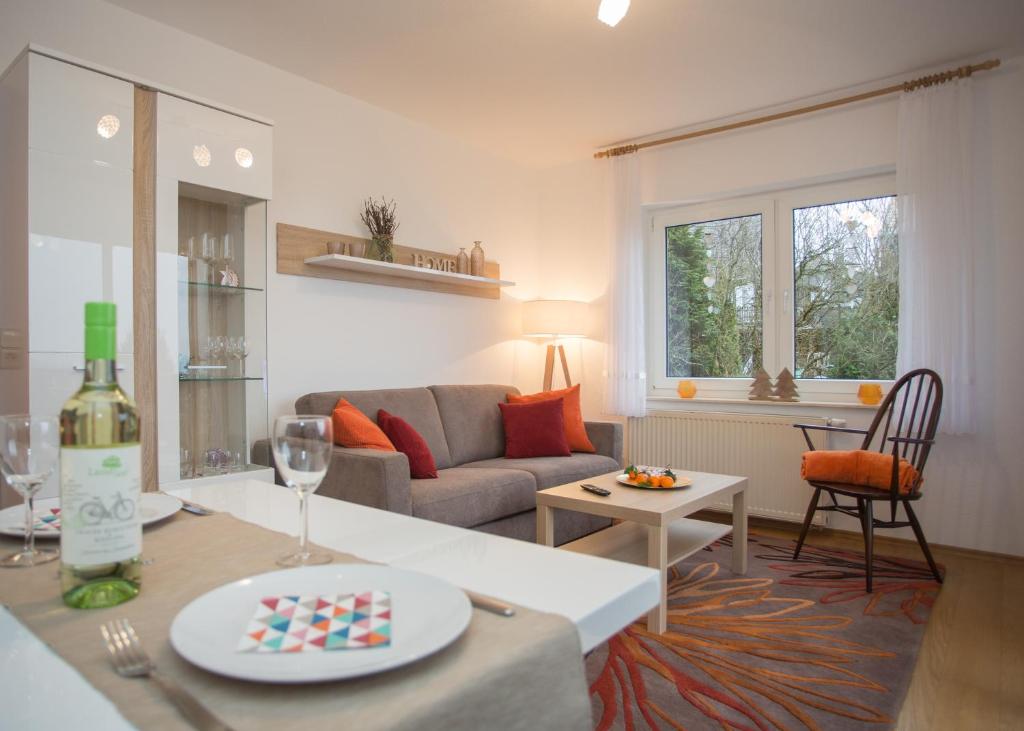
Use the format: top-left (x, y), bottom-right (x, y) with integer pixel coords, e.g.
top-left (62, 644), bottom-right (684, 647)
top-left (801, 449), bottom-right (921, 494)
top-left (331, 399), bottom-right (395, 451)
top-left (507, 384), bottom-right (595, 453)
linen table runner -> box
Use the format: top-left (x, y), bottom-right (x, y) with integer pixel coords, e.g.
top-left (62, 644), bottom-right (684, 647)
top-left (0, 512), bottom-right (591, 731)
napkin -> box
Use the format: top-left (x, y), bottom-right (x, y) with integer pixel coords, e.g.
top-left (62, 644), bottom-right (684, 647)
top-left (33, 508), bottom-right (61, 532)
top-left (238, 591), bottom-right (392, 653)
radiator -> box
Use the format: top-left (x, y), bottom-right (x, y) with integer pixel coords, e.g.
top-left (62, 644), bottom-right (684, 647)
top-left (627, 411), bottom-right (829, 524)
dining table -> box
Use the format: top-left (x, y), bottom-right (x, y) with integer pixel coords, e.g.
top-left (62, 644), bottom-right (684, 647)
top-left (0, 478), bottom-right (659, 730)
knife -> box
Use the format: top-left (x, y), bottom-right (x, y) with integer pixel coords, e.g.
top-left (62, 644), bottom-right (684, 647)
top-left (465, 590), bottom-right (515, 617)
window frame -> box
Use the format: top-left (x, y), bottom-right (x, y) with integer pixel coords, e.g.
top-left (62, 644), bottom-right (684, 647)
top-left (646, 175), bottom-right (897, 403)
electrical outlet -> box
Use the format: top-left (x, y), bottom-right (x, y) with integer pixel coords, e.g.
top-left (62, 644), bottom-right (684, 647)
top-left (0, 349), bottom-right (23, 370)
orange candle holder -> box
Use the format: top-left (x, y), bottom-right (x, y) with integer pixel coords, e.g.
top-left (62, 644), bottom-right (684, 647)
top-left (676, 380), bottom-right (697, 399)
top-left (857, 383), bottom-right (883, 405)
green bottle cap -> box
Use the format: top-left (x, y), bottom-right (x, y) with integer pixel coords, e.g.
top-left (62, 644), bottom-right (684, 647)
top-left (84, 302), bottom-right (117, 360)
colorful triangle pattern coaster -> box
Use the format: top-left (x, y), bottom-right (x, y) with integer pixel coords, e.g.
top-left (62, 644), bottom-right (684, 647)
top-left (237, 591), bottom-right (392, 653)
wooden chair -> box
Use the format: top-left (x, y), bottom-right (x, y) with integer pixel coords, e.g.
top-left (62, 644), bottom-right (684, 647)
top-left (792, 369), bottom-right (944, 592)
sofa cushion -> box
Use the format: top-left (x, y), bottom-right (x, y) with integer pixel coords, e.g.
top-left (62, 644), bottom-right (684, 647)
top-left (378, 409), bottom-right (438, 479)
top-left (410, 467), bottom-right (537, 528)
top-left (428, 384), bottom-right (519, 465)
top-left (498, 398), bottom-right (571, 458)
top-left (461, 453), bottom-right (621, 490)
top-left (297, 388), bottom-right (453, 469)
top-left (507, 384), bottom-right (596, 453)
top-left (331, 399), bottom-right (395, 451)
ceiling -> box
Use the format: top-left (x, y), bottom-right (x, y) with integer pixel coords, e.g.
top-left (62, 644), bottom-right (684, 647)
top-left (109, 0), bottom-right (1024, 168)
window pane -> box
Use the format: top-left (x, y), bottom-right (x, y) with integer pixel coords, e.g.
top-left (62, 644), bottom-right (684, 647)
top-left (793, 195), bottom-right (898, 380)
top-left (666, 214), bottom-right (763, 378)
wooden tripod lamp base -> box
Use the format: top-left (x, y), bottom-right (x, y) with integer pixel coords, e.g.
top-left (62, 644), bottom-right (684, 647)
top-left (543, 343), bottom-right (572, 391)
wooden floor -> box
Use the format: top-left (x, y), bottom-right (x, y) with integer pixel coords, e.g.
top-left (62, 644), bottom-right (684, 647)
top-left (713, 514), bottom-right (1024, 730)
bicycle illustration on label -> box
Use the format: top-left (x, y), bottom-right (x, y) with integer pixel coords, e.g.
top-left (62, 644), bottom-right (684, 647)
top-left (78, 492), bottom-right (136, 526)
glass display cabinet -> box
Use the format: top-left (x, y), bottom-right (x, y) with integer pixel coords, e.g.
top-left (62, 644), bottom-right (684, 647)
top-left (175, 182), bottom-right (268, 479)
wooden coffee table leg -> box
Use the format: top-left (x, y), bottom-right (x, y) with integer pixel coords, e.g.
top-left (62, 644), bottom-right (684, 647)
top-left (647, 525), bottom-right (668, 634)
top-left (537, 504), bottom-right (555, 547)
top-left (732, 488), bottom-right (748, 574)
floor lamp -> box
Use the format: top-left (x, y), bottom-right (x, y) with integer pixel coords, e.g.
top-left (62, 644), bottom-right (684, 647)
top-left (522, 300), bottom-right (588, 391)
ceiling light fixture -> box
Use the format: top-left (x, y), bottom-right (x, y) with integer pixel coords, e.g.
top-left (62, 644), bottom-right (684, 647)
top-left (193, 144), bottom-right (212, 167)
top-left (598, 0), bottom-right (630, 27)
top-left (234, 147), bottom-right (254, 168)
top-left (96, 114), bottom-right (120, 139)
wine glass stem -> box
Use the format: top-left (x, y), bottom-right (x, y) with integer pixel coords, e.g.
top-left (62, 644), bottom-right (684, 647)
top-left (298, 491), bottom-right (310, 557)
top-left (23, 493), bottom-right (35, 556)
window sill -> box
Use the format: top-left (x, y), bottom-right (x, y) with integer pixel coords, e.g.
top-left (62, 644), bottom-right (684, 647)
top-left (647, 395), bottom-right (878, 410)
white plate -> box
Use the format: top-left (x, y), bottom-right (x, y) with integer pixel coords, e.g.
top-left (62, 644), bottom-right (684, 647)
top-left (0, 493), bottom-right (183, 539)
top-left (169, 564), bottom-right (472, 683)
top-left (615, 473), bottom-right (692, 490)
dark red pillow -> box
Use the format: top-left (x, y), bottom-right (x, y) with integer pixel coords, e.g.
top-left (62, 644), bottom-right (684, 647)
top-left (497, 398), bottom-right (571, 459)
top-left (377, 410), bottom-right (438, 479)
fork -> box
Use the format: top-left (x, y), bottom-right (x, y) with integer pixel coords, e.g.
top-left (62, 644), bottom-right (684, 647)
top-left (100, 618), bottom-right (235, 731)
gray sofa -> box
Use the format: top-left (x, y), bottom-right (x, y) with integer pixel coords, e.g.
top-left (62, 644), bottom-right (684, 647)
top-left (254, 384), bottom-right (622, 545)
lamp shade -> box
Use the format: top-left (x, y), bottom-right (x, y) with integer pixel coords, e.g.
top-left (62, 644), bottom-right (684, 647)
top-left (522, 299), bottom-right (588, 338)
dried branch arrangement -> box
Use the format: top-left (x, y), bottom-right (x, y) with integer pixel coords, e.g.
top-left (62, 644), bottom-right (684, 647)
top-left (360, 197), bottom-right (400, 238)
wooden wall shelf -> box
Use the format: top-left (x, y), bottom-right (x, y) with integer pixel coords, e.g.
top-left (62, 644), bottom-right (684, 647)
top-left (277, 223), bottom-right (513, 299)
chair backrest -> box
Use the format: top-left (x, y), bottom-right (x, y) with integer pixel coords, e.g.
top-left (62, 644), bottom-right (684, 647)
top-left (861, 369), bottom-right (943, 477)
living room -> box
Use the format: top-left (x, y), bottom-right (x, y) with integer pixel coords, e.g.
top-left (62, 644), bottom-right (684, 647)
top-left (1, 1), bottom-right (1022, 729)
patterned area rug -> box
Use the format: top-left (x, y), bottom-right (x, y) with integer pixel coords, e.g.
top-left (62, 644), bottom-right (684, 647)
top-left (586, 534), bottom-right (943, 730)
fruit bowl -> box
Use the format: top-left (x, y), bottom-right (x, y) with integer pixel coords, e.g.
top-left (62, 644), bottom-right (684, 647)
top-left (617, 465), bottom-right (692, 490)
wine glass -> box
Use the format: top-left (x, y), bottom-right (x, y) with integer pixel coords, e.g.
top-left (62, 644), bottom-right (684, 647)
top-left (0, 415), bottom-right (60, 568)
top-left (271, 415), bottom-right (333, 567)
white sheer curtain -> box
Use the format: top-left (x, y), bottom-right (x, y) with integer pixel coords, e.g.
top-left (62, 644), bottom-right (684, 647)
top-left (896, 78), bottom-right (976, 434)
top-left (603, 154), bottom-right (647, 417)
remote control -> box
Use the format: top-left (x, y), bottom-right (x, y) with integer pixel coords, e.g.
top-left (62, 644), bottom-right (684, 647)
top-left (581, 484), bottom-right (611, 497)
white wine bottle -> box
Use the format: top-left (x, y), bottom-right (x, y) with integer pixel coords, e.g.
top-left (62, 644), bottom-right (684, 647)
top-left (59, 302), bottom-right (142, 608)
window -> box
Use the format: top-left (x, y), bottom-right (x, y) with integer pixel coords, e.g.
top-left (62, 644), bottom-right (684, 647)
top-left (648, 176), bottom-right (897, 400)
top-left (665, 214), bottom-right (762, 378)
top-left (793, 196), bottom-right (898, 380)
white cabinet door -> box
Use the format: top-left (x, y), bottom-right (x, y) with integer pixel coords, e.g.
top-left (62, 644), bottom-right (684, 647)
top-left (28, 352), bottom-right (135, 499)
top-left (27, 54), bottom-right (133, 354)
top-left (28, 54), bottom-right (133, 170)
top-left (157, 94), bottom-right (272, 200)
top-left (28, 150), bottom-right (133, 353)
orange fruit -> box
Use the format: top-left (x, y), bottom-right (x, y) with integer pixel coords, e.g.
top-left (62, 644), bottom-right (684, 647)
top-left (636, 473), bottom-right (649, 484)
top-left (659, 476), bottom-right (675, 487)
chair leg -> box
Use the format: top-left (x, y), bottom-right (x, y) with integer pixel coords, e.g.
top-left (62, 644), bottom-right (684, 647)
top-left (905, 501), bottom-right (943, 584)
top-left (858, 499), bottom-right (874, 593)
top-left (793, 487), bottom-right (821, 560)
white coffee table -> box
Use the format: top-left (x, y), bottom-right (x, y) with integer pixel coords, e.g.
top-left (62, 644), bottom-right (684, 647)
top-left (536, 470), bottom-right (748, 634)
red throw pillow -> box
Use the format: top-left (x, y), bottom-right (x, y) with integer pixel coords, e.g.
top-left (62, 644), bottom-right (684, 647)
top-left (507, 384), bottom-right (595, 453)
top-left (498, 398), bottom-right (571, 459)
top-left (377, 409), bottom-right (438, 479)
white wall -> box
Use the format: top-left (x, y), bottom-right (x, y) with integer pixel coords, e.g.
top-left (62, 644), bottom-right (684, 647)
top-left (0, 0), bottom-right (546, 424)
top-left (538, 61), bottom-right (1024, 556)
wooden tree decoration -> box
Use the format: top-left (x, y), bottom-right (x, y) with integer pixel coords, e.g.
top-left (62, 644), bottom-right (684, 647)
top-left (773, 367), bottom-right (800, 402)
top-left (748, 368), bottom-right (775, 401)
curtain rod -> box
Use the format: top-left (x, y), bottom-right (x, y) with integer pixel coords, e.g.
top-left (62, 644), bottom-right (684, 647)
top-left (594, 58), bottom-right (1001, 159)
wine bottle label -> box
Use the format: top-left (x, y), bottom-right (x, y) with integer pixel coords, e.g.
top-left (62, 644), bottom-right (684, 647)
top-left (60, 444), bottom-right (142, 565)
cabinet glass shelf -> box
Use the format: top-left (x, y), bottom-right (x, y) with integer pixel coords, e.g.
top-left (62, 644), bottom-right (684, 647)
top-left (180, 280), bottom-right (265, 293)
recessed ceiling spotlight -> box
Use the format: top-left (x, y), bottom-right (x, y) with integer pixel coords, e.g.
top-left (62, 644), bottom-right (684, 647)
top-left (193, 144), bottom-right (212, 167)
top-left (96, 114), bottom-right (120, 139)
top-left (234, 147), bottom-right (254, 168)
top-left (598, 0), bottom-right (630, 27)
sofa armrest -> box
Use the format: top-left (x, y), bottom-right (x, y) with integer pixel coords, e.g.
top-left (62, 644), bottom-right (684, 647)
top-left (585, 421), bottom-right (623, 466)
top-left (320, 447), bottom-right (412, 515)
top-left (252, 439), bottom-right (412, 515)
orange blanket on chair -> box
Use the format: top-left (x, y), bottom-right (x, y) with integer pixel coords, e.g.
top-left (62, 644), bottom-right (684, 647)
top-left (801, 450), bottom-right (921, 495)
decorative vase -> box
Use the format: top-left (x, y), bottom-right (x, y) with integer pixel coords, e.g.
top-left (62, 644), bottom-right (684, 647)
top-left (456, 248), bottom-right (470, 274)
top-left (349, 241), bottom-right (367, 258)
top-left (327, 241), bottom-right (345, 255)
top-left (373, 234), bottom-right (394, 263)
top-left (470, 241), bottom-right (485, 276)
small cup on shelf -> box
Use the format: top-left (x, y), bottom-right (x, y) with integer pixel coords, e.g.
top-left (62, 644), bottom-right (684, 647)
top-left (327, 241), bottom-right (346, 256)
top-left (857, 383), bottom-right (883, 405)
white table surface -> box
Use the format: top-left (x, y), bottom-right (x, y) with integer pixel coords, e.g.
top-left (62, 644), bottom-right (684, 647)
top-left (0, 479), bottom-right (658, 730)
top-left (168, 479), bottom-right (660, 653)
